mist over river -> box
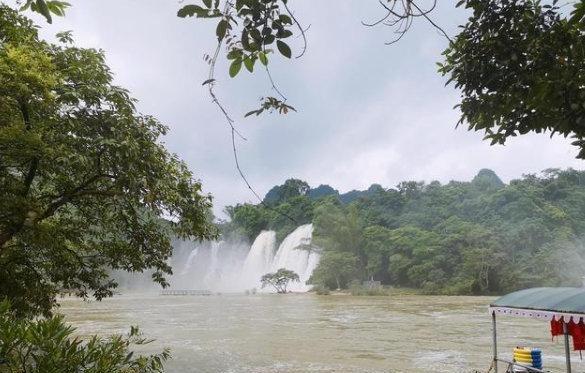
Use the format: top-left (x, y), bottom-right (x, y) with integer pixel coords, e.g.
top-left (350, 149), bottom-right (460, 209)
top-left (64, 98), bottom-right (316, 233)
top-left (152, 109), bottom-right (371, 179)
top-left (60, 294), bottom-right (585, 373)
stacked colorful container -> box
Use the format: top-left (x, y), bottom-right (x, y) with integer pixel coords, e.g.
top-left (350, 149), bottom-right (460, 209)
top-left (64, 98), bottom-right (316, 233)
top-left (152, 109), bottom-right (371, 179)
top-left (513, 347), bottom-right (542, 371)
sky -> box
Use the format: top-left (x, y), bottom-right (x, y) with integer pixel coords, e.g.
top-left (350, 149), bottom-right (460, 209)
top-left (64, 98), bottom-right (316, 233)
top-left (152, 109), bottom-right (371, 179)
top-left (24, 0), bottom-right (585, 216)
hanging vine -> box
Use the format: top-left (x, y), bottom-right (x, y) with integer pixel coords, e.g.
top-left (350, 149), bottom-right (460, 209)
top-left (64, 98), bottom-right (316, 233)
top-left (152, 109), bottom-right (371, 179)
top-left (178, 0), bottom-right (304, 219)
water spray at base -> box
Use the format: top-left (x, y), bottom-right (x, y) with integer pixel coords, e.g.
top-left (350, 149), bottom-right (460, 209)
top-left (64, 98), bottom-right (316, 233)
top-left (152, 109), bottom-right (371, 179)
top-left (171, 224), bottom-right (319, 293)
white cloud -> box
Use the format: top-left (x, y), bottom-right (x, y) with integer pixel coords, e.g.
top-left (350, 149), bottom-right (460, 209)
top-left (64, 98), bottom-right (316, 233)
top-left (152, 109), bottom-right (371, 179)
top-left (15, 0), bottom-right (584, 215)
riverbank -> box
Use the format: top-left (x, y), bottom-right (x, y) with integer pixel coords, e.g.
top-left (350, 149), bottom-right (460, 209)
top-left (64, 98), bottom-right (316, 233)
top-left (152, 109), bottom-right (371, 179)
top-left (312, 285), bottom-right (421, 296)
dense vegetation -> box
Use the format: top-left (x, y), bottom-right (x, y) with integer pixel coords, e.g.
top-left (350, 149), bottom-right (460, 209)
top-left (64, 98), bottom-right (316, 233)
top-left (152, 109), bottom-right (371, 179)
top-left (0, 6), bottom-right (215, 371)
top-left (5, 0), bottom-right (585, 370)
top-left (440, 0), bottom-right (585, 158)
top-left (224, 169), bottom-right (585, 295)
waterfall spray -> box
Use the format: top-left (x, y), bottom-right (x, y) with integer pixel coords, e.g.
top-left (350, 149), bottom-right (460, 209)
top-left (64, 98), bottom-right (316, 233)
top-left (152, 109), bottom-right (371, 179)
top-left (141, 224), bottom-right (322, 293)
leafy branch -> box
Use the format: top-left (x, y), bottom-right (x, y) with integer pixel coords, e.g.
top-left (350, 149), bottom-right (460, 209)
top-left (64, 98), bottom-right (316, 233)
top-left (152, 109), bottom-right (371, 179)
top-left (17, 0), bottom-right (70, 23)
top-left (179, 0), bottom-right (304, 222)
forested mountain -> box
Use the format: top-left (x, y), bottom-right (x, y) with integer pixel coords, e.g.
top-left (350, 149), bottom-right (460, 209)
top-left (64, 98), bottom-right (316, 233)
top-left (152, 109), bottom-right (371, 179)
top-left (222, 169), bottom-right (585, 295)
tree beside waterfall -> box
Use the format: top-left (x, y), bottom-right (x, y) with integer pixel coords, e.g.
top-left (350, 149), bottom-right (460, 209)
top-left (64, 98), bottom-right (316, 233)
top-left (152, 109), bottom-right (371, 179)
top-left (261, 269), bottom-right (299, 294)
top-left (0, 6), bottom-right (215, 317)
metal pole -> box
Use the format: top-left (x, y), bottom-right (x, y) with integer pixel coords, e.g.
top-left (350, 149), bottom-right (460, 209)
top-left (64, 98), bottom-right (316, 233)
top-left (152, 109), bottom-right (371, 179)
top-left (492, 311), bottom-right (498, 373)
top-left (563, 320), bottom-right (572, 373)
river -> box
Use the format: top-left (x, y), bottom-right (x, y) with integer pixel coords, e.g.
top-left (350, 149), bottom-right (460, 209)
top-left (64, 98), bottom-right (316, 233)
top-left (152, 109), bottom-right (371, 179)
top-left (59, 293), bottom-right (585, 372)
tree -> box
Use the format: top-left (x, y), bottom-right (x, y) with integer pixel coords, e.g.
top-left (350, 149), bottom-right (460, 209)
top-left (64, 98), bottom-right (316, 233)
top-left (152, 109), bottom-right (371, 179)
top-left (313, 203), bottom-right (364, 256)
top-left (0, 301), bottom-right (170, 373)
top-left (0, 6), bottom-right (215, 316)
top-left (260, 268), bottom-right (299, 293)
top-left (224, 203), bottom-right (269, 241)
top-left (440, 0), bottom-right (585, 158)
top-left (363, 225), bottom-right (394, 281)
top-left (307, 185), bottom-right (339, 200)
top-left (309, 251), bottom-right (358, 290)
top-left (263, 178), bottom-right (310, 205)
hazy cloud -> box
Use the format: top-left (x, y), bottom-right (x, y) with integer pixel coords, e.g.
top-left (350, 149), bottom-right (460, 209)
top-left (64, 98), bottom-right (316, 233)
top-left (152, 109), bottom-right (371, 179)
top-left (25, 0), bottom-right (585, 215)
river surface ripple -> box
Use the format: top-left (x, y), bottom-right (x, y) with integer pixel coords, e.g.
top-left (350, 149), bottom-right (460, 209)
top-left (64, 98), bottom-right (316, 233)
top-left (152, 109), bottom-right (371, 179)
top-left (59, 294), bottom-right (585, 373)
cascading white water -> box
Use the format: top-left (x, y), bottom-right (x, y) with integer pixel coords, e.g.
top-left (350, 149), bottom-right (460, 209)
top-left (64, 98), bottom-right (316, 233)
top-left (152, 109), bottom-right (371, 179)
top-left (239, 231), bottom-right (276, 290)
top-left (271, 224), bottom-right (317, 292)
top-left (118, 224), bottom-right (321, 293)
top-left (304, 251), bottom-right (321, 288)
top-left (203, 241), bottom-right (220, 287)
top-left (180, 248), bottom-right (199, 275)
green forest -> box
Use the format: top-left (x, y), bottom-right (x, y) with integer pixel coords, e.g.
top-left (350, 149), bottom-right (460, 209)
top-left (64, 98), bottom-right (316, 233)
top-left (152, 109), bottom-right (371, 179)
top-left (3, 0), bottom-right (585, 371)
top-left (223, 169), bottom-right (585, 295)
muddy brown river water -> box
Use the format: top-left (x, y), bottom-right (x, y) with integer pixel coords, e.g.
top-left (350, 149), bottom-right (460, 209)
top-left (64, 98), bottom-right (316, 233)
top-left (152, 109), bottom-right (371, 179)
top-left (59, 293), bottom-right (585, 372)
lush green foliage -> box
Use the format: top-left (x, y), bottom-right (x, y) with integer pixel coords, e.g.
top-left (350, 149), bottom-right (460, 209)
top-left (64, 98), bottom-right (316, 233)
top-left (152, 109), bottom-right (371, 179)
top-left (0, 301), bottom-right (169, 373)
top-left (229, 169), bottom-right (585, 295)
top-left (18, 0), bottom-right (70, 24)
top-left (441, 0), bottom-right (585, 158)
top-left (177, 0), bottom-right (298, 116)
top-left (222, 179), bottom-right (387, 243)
top-left (0, 6), bottom-right (216, 316)
top-left (312, 168), bottom-right (585, 294)
top-left (263, 178), bottom-right (309, 205)
top-left (222, 179), bottom-right (316, 243)
top-left (260, 268), bottom-right (299, 293)
top-left (309, 250), bottom-right (358, 290)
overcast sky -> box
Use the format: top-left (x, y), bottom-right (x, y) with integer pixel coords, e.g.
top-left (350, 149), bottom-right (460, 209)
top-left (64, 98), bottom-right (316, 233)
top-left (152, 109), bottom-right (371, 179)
top-left (28, 0), bottom-right (585, 216)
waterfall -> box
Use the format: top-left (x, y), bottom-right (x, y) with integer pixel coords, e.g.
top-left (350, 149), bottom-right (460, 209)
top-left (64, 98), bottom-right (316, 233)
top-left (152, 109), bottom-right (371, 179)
top-left (180, 248), bottom-right (199, 275)
top-left (203, 241), bottom-right (221, 286)
top-left (304, 250), bottom-right (321, 288)
top-left (116, 224), bottom-right (321, 293)
top-left (240, 231), bottom-right (276, 289)
top-left (271, 224), bottom-right (317, 292)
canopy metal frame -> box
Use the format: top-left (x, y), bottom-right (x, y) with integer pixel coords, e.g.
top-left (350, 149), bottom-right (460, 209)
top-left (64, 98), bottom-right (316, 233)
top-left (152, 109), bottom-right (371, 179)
top-left (489, 287), bottom-right (585, 373)
top-left (491, 309), bottom-right (571, 373)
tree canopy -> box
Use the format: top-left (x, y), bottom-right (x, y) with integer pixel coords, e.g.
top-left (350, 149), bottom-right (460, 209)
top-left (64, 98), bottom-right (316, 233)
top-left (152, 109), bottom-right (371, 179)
top-left (263, 178), bottom-right (309, 205)
top-left (0, 6), bottom-right (216, 316)
top-left (440, 0), bottom-right (585, 158)
top-left (260, 268), bottom-right (300, 293)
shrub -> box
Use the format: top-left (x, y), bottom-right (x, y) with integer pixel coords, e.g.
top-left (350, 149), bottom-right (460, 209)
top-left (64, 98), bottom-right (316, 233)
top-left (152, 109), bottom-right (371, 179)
top-left (0, 301), bottom-right (170, 373)
top-left (312, 284), bottom-right (331, 295)
top-left (348, 281), bottom-right (389, 296)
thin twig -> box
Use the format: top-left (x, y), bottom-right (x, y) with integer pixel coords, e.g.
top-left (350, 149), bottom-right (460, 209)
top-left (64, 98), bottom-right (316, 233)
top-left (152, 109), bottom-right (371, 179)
top-left (229, 126), bottom-right (297, 222)
top-left (207, 32), bottom-right (247, 141)
top-left (282, 0), bottom-right (307, 59)
top-left (203, 0), bottom-right (297, 223)
top-left (365, 0), bottom-right (451, 45)
top-left (265, 65), bottom-right (287, 102)
top-left (410, 1), bottom-right (453, 43)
